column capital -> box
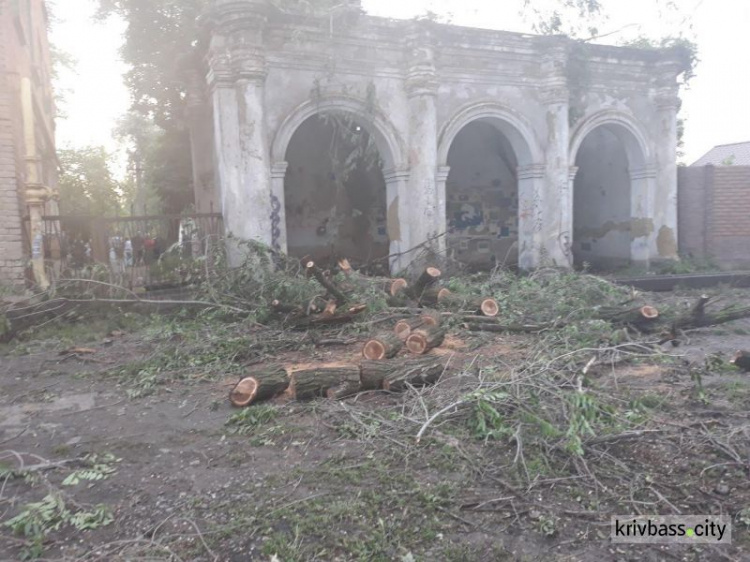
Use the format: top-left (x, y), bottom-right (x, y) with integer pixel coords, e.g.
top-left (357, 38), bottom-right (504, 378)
top-left (541, 85), bottom-right (569, 106)
top-left (436, 166), bottom-right (451, 182)
top-left (271, 161), bottom-right (289, 179)
top-left (629, 164), bottom-right (657, 181)
top-left (207, 51), bottom-right (234, 90)
top-left (383, 167), bottom-right (411, 183)
top-left (232, 48), bottom-right (267, 82)
top-left (655, 88), bottom-right (681, 111)
top-left (405, 24), bottom-right (438, 98)
top-left (517, 164), bottom-right (546, 180)
top-left (568, 166), bottom-right (579, 182)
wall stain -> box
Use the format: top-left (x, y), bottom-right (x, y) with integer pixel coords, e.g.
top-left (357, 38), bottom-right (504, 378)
top-left (388, 196), bottom-right (401, 241)
top-left (657, 225), bottom-right (678, 257)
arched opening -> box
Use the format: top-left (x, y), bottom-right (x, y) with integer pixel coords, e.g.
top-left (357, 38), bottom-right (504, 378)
top-left (444, 121), bottom-right (521, 270)
top-left (572, 122), bottom-right (647, 270)
top-left (283, 113), bottom-right (389, 269)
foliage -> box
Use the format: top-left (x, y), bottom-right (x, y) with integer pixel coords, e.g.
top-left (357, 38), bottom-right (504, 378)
top-left (57, 147), bottom-right (123, 216)
top-left (621, 35), bottom-right (699, 85)
top-left (4, 493), bottom-right (113, 560)
top-left (225, 404), bottom-right (280, 435)
top-left (62, 453), bottom-right (121, 487)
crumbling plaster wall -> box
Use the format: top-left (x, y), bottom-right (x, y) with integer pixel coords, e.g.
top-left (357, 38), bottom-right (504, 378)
top-left (197, 0), bottom-right (686, 272)
top-left (573, 127), bottom-right (631, 268)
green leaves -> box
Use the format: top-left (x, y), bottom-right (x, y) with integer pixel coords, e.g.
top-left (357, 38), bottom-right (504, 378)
top-left (62, 453), bottom-right (121, 487)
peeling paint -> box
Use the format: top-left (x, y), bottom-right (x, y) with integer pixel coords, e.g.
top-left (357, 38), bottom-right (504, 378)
top-left (631, 217), bottom-right (655, 239)
top-left (657, 225), bottom-right (678, 257)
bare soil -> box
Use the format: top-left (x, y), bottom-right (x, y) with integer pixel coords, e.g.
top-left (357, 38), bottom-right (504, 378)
top-left (1, 288), bottom-right (749, 561)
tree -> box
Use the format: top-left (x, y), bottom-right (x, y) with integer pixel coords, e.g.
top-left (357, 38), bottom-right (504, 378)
top-left (57, 147), bottom-right (123, 217)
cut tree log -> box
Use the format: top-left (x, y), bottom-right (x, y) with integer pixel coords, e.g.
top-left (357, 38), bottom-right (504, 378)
top-left (420, 310), bottom-right (442, 327)
top-left (673, 296), bottom-right (750, 330)
top-left (436, 292), bottom-right (499, 317)
top-left (362, 332), bottom-right (404, 360)
top-left (394, 318), bottom-right (427, 341)
top-left (292, 306), bottom-right (367, 330)
top-left (465, 322), bottom-right (553, 333)
top-left (327, 381), bottom-right (362, 400)
top-left (271, 300), bottom-right (304, 315)
top-left (359, 360), bottom-right (392, 390)
top-left (731, 351), bottom-right (750, 372)
top-left (389, 278), bottom-right (409, 297)
top-left (288, 365), bottom-right (360, 400)
top-left (305, 260), bottom-right (348, 304)
top-left (407, 267), bottom-right (441, 300)
top-left (383, 356), bottom-right (447, 392)
top-left (599, 305), bottom-right (659, 328)
top-left (419, 286), bottom-right (452, 307)
top-left (406, 326), bottom-right (446, 355)
top-left (322, 300), bottom-right (338, 317)
top-left (229, 365), bottom-right (289, 407)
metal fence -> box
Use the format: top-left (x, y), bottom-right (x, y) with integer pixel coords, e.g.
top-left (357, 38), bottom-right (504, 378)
top-left (41, 213), bottom-right (224, 290)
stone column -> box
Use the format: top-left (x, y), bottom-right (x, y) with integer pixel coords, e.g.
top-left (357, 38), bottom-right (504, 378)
top-left (270, 162), bottom-right (288, 254)
top-left (405, 24), bottom-right (440, 267)
top-left (383, 167), bottom-right (412, 273)
top-left (517, 164), bottom-right (546, 270)
top-left (209, 0), bottom-right (273, 264)
top-left (653, 76), bottom-right (681, 262)
top-left (540, 41), bottom-right (573, 269)
top-left (629, 165), bottom-right (657, 266)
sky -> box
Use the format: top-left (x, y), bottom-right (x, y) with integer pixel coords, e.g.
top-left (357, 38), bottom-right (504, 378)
top-left (51, 0), bottom-right (750, 171)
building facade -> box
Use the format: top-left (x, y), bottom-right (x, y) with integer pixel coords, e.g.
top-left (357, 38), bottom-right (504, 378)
top-left (0, 0), bottom-right (58, 287)
top-left (189, 0), bottom-right (689, 272)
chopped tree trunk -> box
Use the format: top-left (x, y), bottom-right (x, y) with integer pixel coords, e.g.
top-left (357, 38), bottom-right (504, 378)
top-left (406, 326), bottom-right (446, 355)
top-left (389, 278), bottom-right (409, 297)
top-left (407, 267), bottom-right (441, 300)
top-left (271, 300), bottom-right (304, 315)
top-left (383, 356), bottom-right (447, 392)
top-left (322, 300), bottom-right (338, 317)
top-left (326, 380), bottom-right (362, 400)
top-left (673, 296), bottom-right (750, 330)
top-left (362, 332), bottom-right (404, 360)
top-left (288, 365), bottom-right (361, 400)
top-left (359, 360), bottom-right (393, 390)
top-left (436, 293), bottom-right (499, 317)
top-left (338, 258), bottom-right (353, 276)
top-left (394, 318), bottom-right (427, 341)
top-left (419, 286), bottom-right (452, 307)
top-left (305, 261), bottom-right (348, 304)
top-left (465, 322), bottom-right (553, 333)
top-left (229, 365), bottom-right (289, 407)
top-left (731, 351), bottom-right (750, 372)
top-left (292, 308), bottom-right (366, 330)
top-left (473, 297), bottom-right (500, 317)
top-left (420, 310), bottom-right (443, 327)
top-left (599, 305), bottom-right (660, 328)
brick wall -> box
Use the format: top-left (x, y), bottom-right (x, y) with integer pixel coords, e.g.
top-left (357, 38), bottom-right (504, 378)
top-left (0, 1), bottom-right (26, 287)
top-left (678, 165), bottom-right (750, 268)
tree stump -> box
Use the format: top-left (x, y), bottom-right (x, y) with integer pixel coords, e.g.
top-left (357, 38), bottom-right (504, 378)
top-left (229, 365), bottom-right (289, 407)
top-left (420, 310), bottom-right (442, 327)
top-left (419, 287), bottom-right (452, 307)
top-left (362, 332), bottom-right (404, 360)
top-left (406, 326), bottom-right (446, 355)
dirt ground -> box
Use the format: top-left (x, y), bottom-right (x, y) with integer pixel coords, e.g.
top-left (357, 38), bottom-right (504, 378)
top-left (1, 286), bottom-right (749, 561)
